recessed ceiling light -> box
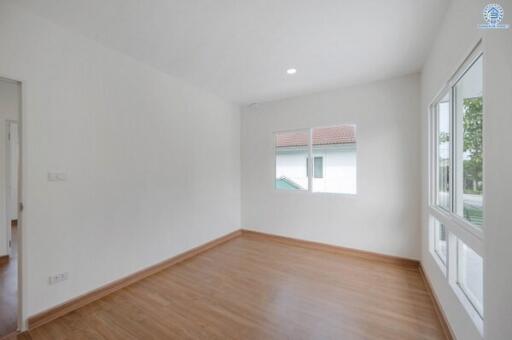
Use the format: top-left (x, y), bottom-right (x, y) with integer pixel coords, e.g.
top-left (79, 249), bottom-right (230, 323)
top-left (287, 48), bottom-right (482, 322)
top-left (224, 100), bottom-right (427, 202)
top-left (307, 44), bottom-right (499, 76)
top-left (286, 68), bottom-right (297, 75)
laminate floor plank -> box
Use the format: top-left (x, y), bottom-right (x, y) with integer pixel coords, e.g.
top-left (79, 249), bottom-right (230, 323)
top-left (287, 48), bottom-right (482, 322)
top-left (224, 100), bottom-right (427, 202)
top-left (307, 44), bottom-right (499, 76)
top-left (20, 235), bottom-right (446, 340)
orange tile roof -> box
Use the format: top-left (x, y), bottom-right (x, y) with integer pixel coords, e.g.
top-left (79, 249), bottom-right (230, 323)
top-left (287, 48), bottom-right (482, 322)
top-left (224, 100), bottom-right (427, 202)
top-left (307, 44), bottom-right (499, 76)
top-left (276, 126), bottom-right (355, 147)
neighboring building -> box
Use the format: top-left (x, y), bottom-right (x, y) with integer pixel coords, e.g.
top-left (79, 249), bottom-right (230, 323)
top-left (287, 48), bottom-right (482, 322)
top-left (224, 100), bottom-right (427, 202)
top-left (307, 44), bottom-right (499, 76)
top-left (275, 126), bottom-right (357, 194)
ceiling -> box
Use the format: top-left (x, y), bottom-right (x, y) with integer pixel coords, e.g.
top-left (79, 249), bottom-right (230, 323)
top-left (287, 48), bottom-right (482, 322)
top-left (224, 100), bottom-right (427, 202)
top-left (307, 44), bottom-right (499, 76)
top-left (15, 0), bottom-right (449, 104)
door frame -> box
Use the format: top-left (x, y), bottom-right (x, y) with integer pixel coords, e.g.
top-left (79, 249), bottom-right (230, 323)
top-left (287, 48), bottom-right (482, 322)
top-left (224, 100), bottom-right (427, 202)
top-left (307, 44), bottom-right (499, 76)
top-left (0, 76), bottom-right (23, 333)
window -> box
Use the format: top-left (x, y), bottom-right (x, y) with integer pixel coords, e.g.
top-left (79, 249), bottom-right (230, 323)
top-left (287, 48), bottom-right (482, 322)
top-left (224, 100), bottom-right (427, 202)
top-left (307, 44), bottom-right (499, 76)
top-left (275, 125), bottom-right (356, 194)
top-left (457, 241), bottom-right (483, 318)
top-left (431, 53), bottom-right (483, 230)
top-left (313, 157), bottom-right (323, 178)
top-left (275, 130), bottom-right (309, 190)
top-left (454, 56), bottom-right (483, 227)
top-left (436, 93), bottom-right (451, 211)
top-left (434, 220), bottom-right (448, 265)
top-left (312, 126), bottom-right (356, 194)
top-left (428, 44), bottom-right (484, 331)
top-left (305, 156), bottom-right (324, 178)
top-left (430, 217), bottom-right (448, 274)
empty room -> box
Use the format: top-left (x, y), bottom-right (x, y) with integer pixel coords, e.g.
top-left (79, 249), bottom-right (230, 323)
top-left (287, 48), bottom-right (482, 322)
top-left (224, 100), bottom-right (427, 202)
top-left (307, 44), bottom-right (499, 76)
top-left (0, 0), bottom-right (510, 339)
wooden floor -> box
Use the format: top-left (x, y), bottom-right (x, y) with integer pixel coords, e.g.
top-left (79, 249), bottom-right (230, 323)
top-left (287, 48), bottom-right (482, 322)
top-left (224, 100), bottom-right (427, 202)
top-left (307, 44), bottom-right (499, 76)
top-left (18, 234), bottom-right (446, 340)
top-left (0, 225), bottom-right (17, 338)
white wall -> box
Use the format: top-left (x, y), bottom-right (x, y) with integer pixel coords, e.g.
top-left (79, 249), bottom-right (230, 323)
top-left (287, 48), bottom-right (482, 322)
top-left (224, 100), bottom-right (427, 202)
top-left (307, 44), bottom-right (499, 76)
top-left (483, 14), bottom-right (512, 340)
top-left (0, 79), bottom-right (20, 257)
top-left (0, 3), bottom-right (241, 327)
top-left (242, 74), bottom-right (421, 259)
top-left (421, 0), bottom-right (512, 339)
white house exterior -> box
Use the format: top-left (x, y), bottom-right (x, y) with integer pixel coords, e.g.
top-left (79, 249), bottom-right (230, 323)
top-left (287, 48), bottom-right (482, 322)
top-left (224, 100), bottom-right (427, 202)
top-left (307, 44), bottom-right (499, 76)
top-left (275, 126), bottom-right (356, 194)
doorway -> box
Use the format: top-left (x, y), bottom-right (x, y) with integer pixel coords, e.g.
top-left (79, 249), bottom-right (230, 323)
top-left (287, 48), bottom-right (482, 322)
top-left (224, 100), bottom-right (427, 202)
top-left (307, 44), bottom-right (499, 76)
top-left (7, 120), bottom-right (19, 258)
top-left (0, 78), bottom-right (21, 337)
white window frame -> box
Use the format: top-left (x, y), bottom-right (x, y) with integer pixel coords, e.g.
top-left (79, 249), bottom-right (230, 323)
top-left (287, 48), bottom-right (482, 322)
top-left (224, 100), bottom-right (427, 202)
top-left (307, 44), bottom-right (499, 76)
top-left (274, 125), bottom-right (356, 195)
top-left (428, 41), bottom-right (484, 335)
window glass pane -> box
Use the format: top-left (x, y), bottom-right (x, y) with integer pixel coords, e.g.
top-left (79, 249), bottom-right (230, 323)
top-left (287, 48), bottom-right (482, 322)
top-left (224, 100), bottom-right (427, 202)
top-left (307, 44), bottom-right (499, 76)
top-left (454, 56), bottom-right (483, 227)
top-left (312, 126), bottom-right (356, 194)
top-left (275, 130), bottom-right (309, 190)
top-left (458, 241), bottom-right (483, 317)
top-left (434, 221), bottom-right (447, 265)
top-left (437, 93), bottom-right (450, 211)
top-left (314, 157), bottom-right (323, 178)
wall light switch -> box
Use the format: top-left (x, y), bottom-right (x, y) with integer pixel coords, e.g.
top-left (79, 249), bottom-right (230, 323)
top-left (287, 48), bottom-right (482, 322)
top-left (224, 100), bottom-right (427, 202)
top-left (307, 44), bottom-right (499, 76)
top-left (48, 272), bottom-right (69, 285)
top-left (48, 172), bottom-right (67, 182)
top-left (56, 173), bottom-right (67, 181)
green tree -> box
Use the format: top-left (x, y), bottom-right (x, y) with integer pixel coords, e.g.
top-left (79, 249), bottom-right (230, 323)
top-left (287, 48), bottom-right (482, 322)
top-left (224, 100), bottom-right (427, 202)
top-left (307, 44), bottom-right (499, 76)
top-left (463, 97), bottom-right (483, 194)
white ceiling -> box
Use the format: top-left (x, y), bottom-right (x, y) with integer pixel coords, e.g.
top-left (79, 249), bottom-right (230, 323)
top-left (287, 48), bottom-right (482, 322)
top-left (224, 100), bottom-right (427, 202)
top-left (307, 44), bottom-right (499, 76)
top-left (15, 0), bottom-right (449, 104)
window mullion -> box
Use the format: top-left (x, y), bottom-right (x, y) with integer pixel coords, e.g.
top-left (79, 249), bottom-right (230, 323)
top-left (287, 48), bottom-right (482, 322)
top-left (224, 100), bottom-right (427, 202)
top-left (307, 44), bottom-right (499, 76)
top-left (449, 87), bottom-right (455, 214)
top-left (308, 128), bottom-right (313, 192)
top-left (432, 103), bottom-right (439, 207)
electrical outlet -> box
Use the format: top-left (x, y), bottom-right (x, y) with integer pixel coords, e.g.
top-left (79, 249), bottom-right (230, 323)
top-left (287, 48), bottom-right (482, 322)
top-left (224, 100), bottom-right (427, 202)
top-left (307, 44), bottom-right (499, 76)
top-left (48, 272), bottom-right (69, 285)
